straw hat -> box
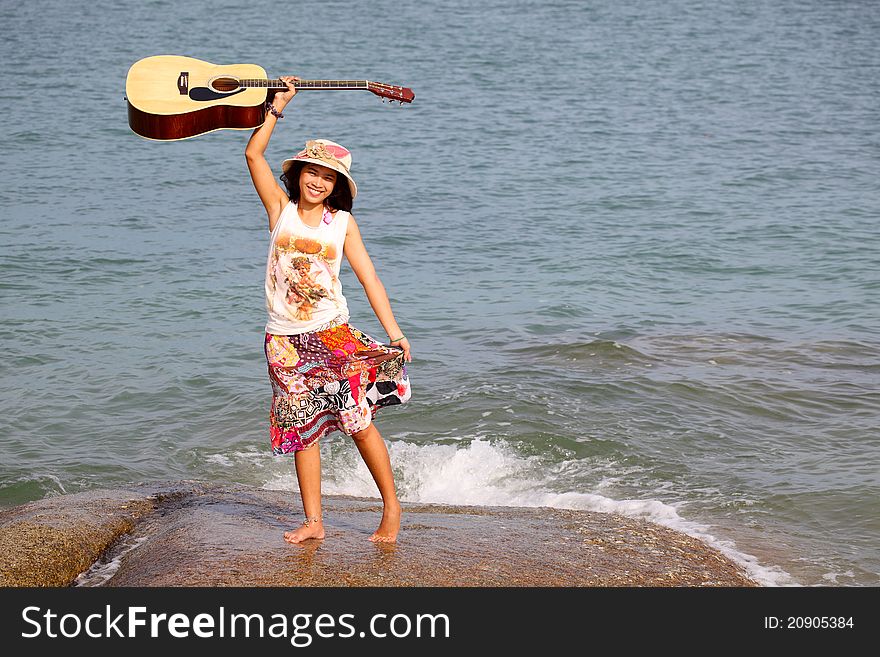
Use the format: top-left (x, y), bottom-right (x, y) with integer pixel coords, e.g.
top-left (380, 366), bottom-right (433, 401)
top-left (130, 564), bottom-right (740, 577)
top-left (281, 139), bottom-right (358, 199)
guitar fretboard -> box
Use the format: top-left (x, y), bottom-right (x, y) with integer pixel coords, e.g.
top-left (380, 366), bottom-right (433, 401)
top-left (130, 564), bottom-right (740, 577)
top-left (239, 79), bottom-right (369, 89)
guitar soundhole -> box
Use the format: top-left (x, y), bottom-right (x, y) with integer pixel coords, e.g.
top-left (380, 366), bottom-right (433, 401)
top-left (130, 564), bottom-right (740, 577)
top-left (211, 77), bottom-right (241, 92)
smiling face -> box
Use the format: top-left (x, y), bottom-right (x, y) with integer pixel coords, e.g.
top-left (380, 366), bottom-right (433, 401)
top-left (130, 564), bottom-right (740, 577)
top-left (298, 163), bottom-right (338, 205)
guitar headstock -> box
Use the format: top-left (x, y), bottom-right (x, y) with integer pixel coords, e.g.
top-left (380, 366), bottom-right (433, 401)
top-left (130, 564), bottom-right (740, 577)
top-left (367, 81), bottom-right (415, 104)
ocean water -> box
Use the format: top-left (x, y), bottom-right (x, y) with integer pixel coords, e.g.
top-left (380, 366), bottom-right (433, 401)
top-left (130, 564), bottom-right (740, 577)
top-left (1, 0), bottom-right (878, 586)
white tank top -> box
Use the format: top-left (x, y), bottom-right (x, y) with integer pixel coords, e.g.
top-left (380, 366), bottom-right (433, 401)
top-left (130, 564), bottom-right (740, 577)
top-left (264, 201), bottom-right (350, 334)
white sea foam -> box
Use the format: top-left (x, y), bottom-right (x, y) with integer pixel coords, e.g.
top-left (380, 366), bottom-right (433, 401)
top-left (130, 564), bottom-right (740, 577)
top-left (205, 453), bottom-right (234, 466)
top-left (261, 437), bottom-right (794, 586)
top-left (74, 536), bottom-right (149, 587)
top-left (822, 570), bottom-right (855, 585)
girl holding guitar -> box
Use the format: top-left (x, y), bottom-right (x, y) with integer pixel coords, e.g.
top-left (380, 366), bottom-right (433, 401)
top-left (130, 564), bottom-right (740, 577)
top-left (246, 77), bottom-right (412, 544)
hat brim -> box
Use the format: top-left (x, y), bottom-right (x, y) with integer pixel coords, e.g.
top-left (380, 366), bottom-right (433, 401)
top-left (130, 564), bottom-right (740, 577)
top-left (281, 157), bottom-right (358, 199)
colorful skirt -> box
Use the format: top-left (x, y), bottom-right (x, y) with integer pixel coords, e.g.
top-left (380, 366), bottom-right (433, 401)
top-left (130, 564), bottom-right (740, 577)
top-left (265, 322), bottom-right (411, 454)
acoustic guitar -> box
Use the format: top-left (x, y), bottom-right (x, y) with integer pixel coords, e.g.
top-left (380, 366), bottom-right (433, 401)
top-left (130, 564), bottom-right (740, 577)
top-left (125, 55), bottom-right (415, 141)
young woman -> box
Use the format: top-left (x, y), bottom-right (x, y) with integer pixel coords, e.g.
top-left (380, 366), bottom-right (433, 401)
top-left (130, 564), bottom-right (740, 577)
top-left (245, 76), bottom-right (412, 544)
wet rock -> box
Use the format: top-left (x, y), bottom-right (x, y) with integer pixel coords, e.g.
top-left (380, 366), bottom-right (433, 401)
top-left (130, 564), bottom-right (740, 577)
top-left (0, 482), bottom-right (758, 587)
top-left (0, 488), bottom-right (156, 586)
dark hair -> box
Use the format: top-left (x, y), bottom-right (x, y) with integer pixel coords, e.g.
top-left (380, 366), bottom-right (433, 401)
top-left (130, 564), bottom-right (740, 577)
top-left (280, 161), bottom-right (354, 212)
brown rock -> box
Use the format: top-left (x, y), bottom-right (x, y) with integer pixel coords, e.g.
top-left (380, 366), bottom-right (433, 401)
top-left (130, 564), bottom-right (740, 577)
top-left (0, 482), bottom-right (758, 587)
top-left (0, 488), bottom-right (156, 586)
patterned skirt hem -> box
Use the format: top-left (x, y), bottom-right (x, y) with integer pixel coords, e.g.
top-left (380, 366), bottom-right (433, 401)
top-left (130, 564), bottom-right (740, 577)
top-left (265, 323), bottom-right (410, 454)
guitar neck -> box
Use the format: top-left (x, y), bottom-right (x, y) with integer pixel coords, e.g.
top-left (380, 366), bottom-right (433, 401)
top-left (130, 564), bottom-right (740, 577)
top-left (240, 79), bottom-right (369, 90)
top-left (229, 75), bottom-right (414, 103)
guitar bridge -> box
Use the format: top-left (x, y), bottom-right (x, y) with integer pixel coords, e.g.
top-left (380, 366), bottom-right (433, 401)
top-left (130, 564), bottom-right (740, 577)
top-left (177, 72), bottom-right (189, 95)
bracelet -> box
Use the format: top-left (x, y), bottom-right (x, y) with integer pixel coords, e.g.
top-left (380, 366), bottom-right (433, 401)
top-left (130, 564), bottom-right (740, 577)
top-left (266, 101), bottom-right (284, 119)
top-left (389, 335), bottom-right (405, 343)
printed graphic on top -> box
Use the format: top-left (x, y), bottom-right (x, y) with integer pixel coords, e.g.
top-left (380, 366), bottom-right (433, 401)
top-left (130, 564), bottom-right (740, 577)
top-left (268, 233), bottom-right (340, 322)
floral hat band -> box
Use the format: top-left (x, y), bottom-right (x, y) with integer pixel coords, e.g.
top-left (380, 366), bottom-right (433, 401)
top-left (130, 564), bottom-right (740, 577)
top-left (281, 139), bottom-right (358, 199)
top-left (298, 141), bottom-right (350, 168)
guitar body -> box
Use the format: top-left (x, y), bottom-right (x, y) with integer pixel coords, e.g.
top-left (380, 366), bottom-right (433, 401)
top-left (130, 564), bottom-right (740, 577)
top-left (126, 56), bottom-right (270, 140)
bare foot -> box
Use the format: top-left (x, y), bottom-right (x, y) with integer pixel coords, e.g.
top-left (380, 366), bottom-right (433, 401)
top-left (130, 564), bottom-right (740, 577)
top-left (284, 521), bottom-right (325, 544)
top-left (369, 502), bottom-right (401, 543)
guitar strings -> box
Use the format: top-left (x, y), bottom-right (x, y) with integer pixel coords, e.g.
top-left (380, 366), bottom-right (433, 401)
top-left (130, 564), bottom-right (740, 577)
top-left (234, 79), bottom-right (405, 90)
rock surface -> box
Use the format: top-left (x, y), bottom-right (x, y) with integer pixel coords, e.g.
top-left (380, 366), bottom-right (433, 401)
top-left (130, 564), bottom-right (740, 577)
top-left (0, 481), bottom-right (758, 587)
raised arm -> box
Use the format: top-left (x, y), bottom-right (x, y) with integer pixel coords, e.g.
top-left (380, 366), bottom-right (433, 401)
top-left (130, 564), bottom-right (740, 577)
top-left (343, 215), bottom-right (412, 362)
top-left (245, 76), bottom-right (298, 231)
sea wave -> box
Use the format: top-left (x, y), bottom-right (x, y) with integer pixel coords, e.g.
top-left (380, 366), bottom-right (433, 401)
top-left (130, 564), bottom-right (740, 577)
top-left (259, 437), bottom-right (793, 586)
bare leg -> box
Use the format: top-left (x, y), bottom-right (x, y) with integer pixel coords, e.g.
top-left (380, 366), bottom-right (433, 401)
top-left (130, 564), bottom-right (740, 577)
top-left (283, 443), bottom-right (325, 543)
top-left (351, 423), bottom-right (401, 542)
